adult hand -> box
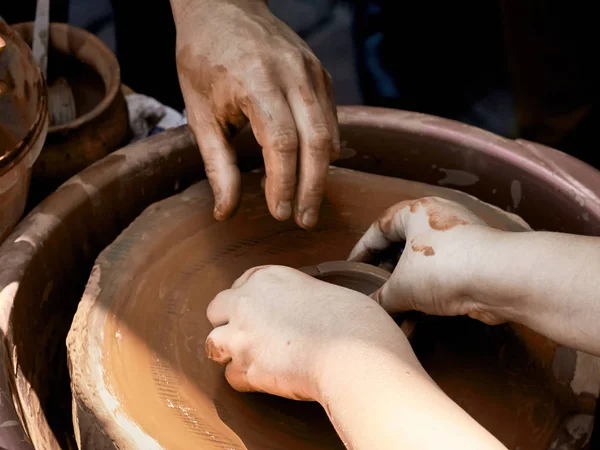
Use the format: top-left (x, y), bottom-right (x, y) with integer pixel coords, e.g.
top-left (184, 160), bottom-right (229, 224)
top-left (349, 197), bottom-right (508, 325)
top-left (205, 265), bottom-right (413, 401)
top-left (172, 0), bottom-right (340, 228)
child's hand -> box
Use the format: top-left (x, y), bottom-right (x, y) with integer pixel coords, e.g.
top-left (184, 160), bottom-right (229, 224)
top-left (205, 265), bottom-right (413, 401)
top-left (349, 197), bottom-right (508, 325)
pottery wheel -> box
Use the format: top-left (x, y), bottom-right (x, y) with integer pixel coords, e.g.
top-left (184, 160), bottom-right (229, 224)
top-left (67, 167), bottom-right (530, 449)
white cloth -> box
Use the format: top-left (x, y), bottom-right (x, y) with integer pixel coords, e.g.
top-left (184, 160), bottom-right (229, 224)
top-left (125, 93), bottom-right (187, 141)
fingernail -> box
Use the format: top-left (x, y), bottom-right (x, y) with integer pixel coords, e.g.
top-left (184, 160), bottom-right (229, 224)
top-left (301, 208), bottom-right (318, 228)
top-left (205, 337), bottom-right (217, 360)
top-left (276, 201), bottom-right (292, 220)
top-left (213, 204), bottom-right (225, 221)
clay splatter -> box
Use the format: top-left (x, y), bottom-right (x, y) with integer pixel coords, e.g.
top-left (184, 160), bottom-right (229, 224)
top-left (411, 244), bottom-right (435, 256)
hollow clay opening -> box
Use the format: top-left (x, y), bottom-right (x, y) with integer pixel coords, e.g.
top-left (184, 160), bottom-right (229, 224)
top-left (299, 261), bottom-right (391, 296)
top-left (10, 21), bottom-right (121, 134)
top-left (46, 49), bottom-right (105, 121)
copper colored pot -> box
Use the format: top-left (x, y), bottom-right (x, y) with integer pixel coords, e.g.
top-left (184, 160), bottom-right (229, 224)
top-left (1, 107), bottom-right (600, 449)
top-left (0, 22), bottom-right (48, 449)
top-left (0, 22), bottom-right (48, 243)
top-left (11, 22), bottom-right (129, 200)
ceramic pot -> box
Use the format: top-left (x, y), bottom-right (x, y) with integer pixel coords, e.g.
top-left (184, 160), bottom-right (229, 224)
top-left (1, 107), bottom-right (599, 449)
top-left (300, 260), bottom-right (390, 296)
top-left (0, 21), bottom-right (48, 243)
top-left (300, 260), bottom-right (419, 339)
top-left (11, 22), bottom-right (129, 201)
top-left (0, 21), bottom-right (48, 448)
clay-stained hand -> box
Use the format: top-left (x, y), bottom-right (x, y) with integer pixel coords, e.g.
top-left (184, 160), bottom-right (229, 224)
top-left (349, 197), bottom-right (507, 325)
top-left (205, 265), bottom-right (410, 401)
top-left (172, 0), bottom-right (340, 228)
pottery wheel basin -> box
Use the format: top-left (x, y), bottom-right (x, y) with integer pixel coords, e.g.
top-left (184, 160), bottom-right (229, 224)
top-left (1, 107), bottom-right (600, 450)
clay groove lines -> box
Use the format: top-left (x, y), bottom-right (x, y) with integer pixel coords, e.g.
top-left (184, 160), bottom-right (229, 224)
top-left (150, 358), bottom-right (239, 447)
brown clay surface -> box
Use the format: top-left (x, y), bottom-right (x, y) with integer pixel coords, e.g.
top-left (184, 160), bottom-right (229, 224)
top-left (68, 167), bottom-right (574, 450)
top-left (99, 172), bottom-right (367, 450)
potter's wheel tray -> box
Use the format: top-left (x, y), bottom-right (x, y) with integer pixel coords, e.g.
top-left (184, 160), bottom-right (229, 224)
top-left (67, 168), bottom-right (585, 449)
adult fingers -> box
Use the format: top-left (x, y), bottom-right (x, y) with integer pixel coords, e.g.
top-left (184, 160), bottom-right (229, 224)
top-left (309, 63), bottom-right (340, 163)
top-left (240, 89), bottom-right (298, 221)
top-left (284, 67), bottom-right (334, 229)
top-left (187, 109), bottom-right (241, 221)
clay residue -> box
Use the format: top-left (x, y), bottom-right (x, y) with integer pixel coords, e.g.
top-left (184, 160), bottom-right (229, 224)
top-left (428, 211), bottom-right (469, 231)
top-left (205, 337), bottom-right (231, 364)
top-left (437, 168), bottom-right (480, 187)
top-left (511, 180), bottom-right (522, 210)
top-left (411, 243), bottom-right (435, 256)
top-left (378, 198), bottom-right (469, 235)
top-left (410, 198), bottom-right (427, 213)
top-left (298, 85), bottom-right (315, 106)
top-left (176, 44), bottom-right (227, 99)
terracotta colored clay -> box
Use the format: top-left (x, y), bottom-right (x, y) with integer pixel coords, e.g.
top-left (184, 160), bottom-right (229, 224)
top-left (299, 261), bottom-right (418, 338)
top-left (1, 108), bottom-right (599, 449)
top-left (67, 170), bottom-right (533, 449)
top-left (11, 22), bottom-right (130, 201)
top-left (0, 21), bottom-right (48, 243)
top-left (299, 260), bottom-right (390, 296)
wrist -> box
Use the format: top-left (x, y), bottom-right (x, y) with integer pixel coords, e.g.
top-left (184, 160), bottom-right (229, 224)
top-left (460, 227), bottom-right (528, 324)
top-left (311, 318), bottom-right (507, 450)
top-left (171, 0), bottom-right (268, 26)
top-left (314, 330), bottom-right (426, 407)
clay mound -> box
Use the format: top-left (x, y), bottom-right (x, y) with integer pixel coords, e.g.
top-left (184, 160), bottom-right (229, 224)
top-left (66, 167), bottom-right (530, 449)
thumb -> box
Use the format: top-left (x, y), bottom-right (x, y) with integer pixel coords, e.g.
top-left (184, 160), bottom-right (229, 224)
top-left (371, 280), bottom-right (409, 315)
top-left (190, 121), bottom-right (241, 220)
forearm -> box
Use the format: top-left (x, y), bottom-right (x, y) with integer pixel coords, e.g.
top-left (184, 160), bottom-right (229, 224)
top-left (317, 339), bottom-right (506, 450)
top-left (475, 230), bottom-right (600, 355)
